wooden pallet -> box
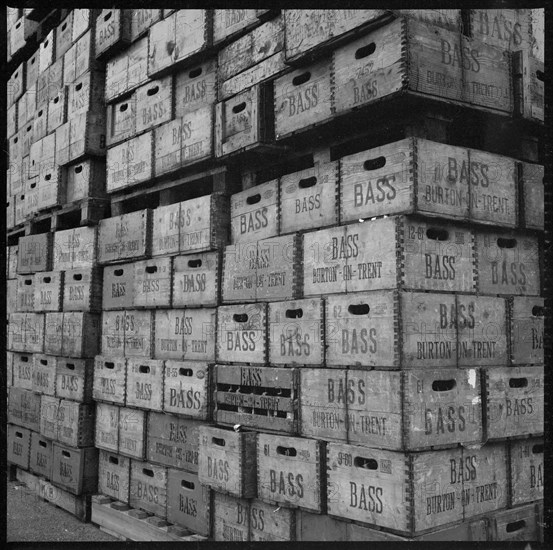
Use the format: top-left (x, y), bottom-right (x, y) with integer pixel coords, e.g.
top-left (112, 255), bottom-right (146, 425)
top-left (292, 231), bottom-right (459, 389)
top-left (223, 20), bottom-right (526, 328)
top-left (90, 495), bottom-right (208, 542)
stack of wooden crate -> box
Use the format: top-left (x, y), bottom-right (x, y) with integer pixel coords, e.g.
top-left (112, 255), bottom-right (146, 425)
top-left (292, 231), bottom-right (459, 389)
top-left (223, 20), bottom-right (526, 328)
top-left (5, 7), bottom-right (544, 542)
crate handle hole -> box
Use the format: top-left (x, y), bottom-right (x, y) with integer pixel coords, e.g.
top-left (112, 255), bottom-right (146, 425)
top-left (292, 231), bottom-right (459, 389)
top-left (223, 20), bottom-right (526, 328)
top-left (73, 273), bottom-right (83, 281)
top-left (531, 306), bottom-right (544, 317)
top-left (62, 450), bottom-right (71, 458)
top-left (39, 440), bottom-right (47, 448)
top-left (348, 304), bottom-right (370, 315)
top-left (143, 468), bottom-right (154, 477)
top-left (75, 166), bottom-right (83, 173)
top-left (233, 314), bottom-right (248, 323)
top-left (363, 156), bottom-right (386, 171)
top-left (44, 40), bottom-right (49, 47)
top-left (104, 11), bottom-right (112, 21)
top-left (212, 437), bottom-right (226, 447)
top-left (299, 176), bottom-right (317, 188)
top-left (145, 265), bottom-right (158, 273)
top-left (62, 22), bottom-right (67, 30)
top-left (15, 431), bottom-right (23, 438)
top-left (355, 43), bottom-right (376, 59)
top-left (109, 456), bottom-right (119, 464)
top-left (426, 228), bottom-right (449, 241)
top-left (181, 480), bottom-right (195, 490)
top-left (179, 368), bottom-right (193, 376)
top-left (147, 86), bottom-right (160, 96)
top-left (25, 279), bottom-right (33, 285)
top-left (537, 70), bottom-right (544, 82)
top-left (21, 356), bottom-right (29, 362)
top-left (105, 362), bottom-right (115, 369)
top-left (14, 137), bottom-right (18, 144)
top-left (293, 72), bottom-right (311, 86)
top-left (38, 110), bottom-right (44, 117)
top-left (40, 359), bottom-right (48, 365)
top-left (509, 377), bottom-right (528, 388)
top-left (188, 259), bottom-right (202, 268)
top-left (532, 444), bottom-right (544, 454)
top-left (354, 457), bottom-right (378, 469)
top-left (246, 193), bottom-right (261, 204)
top-left (432, 379), bottom-right (456, 392)
top-left (276, 446), bottom-right (297, 456)
top-left (76, 83), bottom-right (83, 91)
top-left (232, 102), bottom-right (246, 114)
top-left (30, 182), bottom-right (36, 189)
top-left (27, 125), bottom-right (32, 132)
top-left (43, 276), bottom-right (51, 283)
top-left (139, 365), bottom-right (151, 374)
top-left (497, 238), bottom-right (516, 248)
top-left (506, 520), bottom-right (526, 533)
top-left (189, 67), bottom-right (202, 78)
top-left (31, 58), bottom-right (35, 64)
top-left (54, 97), bottom-right (59, 104)
top-left (285, 308), bottom-right (303, 319)
top-left (114, 269), bottom-right (124, 276)
top-left (45, 174), bottom-right (52, 181)
top-left (120, 103), bottom-right (128, 112)
top-left (66, 363), bottom-right (75, 370)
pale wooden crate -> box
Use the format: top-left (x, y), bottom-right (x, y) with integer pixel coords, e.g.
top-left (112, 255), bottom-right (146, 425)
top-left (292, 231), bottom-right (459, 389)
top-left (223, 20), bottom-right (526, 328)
top-left (93, 355), bottom-right (127, 405)
top-left (509, 437), bottom-right (543, 506)
top-left (36, 57), bottom-right (64, 109)
top-left (73, 9), bottom-right (98, 43)
top-left (474, 230), bottom-right (540, 296)
top-left (55, 12), bottom-right (73, 59)
top-left (21, 313), bottom-right (45, 353)
top-left (52, 226), bottom-right (98, 271)
top-left (40, 396), bottom-right (63, 439)
top-left (118, 407), bottom-right (147, 459)
top-left (7, 352), bottom-right (14, 388)
top-left (509, 296), bottom-right (543, 366)
top-left (17, 233), bottom-right (53, 274)
top-left (47, 87), bottom-right (68, 134)
top-left (172, 251), bottom-right (221, 307)
top-left (198, 426), bottom-right (257, 498)
top-left (124, 310), bottom-right (154, 358)
top-left (488, 503), bottom-right (541, 541)
top-left (8, 387), bottom-right (41, 432)
top-left (531, 9), bottom-right (544, 62)
top-left (214, 364), bottom-right (299, 434)
top-left (174, 58), bottom-right (217, 118)
top-left (106, 95), bottom-right (137, 147)
top-left (95, 402), bottom-right (119, 452)
top-left (102, 263), bottom-right (136, 310)
top-left (469, 9), bottom-right (532, 53)
top-left (514, 50), bottom-right (544, 123)
top-left (68, 111), bottom-right (106, 164)
top-left (38, 29), bottom-right (55, 73)
top-left (7, 313), bottom-right (27, 352)
top-left (130, 9), bottom-right (162, 41)
top-left (484, 365), bottom-right (543, 439)
top-left (100, 311), bottom-right (125, 356)
top-left (268, 298), bottom-right (324, 366)
top-left (129, 460), bottom-right (168, 519)
top-left (250, 499), bottom-right (296, 541)
top-left (393, 9), bottom-right (461, 31)
top-left (274, 57), bottom-right (333, 140)
top-left (63, 267), bottom-right (103, 312)
top-left (213, 9), bottom-right (260, 45)
top-left (62, 312), bottom-right (101, 357)
top-left (162, 360), bottom-right (210, 420)
top-left (16, 274), bottom-right (35, 312)
top-left (98, 450), bottom-right (131, 503)
top-left (44, 312), bottom-right (64, 355)
top-left (295, 510), bottom-right (347, 541)
top-left (31, 354), bottom-right (57, 396)
top-left (33, 271), bottom-right (63, 312)
top-left (13, 352), bottom-right (33, 390)
top-left (153, 106), bottom-right (214, 177)
top-left (56, 357), bottom-right (94, 402)
top-left (8, 245), bottom-right (19, 280)
top-left (280, 161), bottom-right (339, 233)
top-left (133, 257), bottom-right (172, 308)
top-left (146, 412), bottom-right (202, 472)
top-left (95, 9), bottom-right (132, 59)
top-left (68, 70), bottom-right (105, 118)
top-left (57, 399), bottom-right (95, 447)
top-left (134, 75), bottom-right (173, 135)
top-left (8, 103), bottom-right (17, 139)
top-left (97, 210), bottom-right (152, 264)
top-left (125, 358), bottom-right (164, 411)
top-left (7, 424), bottom-right (31, 470)
top-left (166, 469), bottom-right (210, 536)
top-left (7, 280), bottom-right (18, 315)
top-left (10, 17), bottom-right (38, 58)
top-left (30, 431), bottom-right (54, 479)
top-left (519, 162), bottom-right (544, 231)
top-left (52, 444), bottom-right (98, 495)
top-left (212, 492), bottom-right (250, 541)
top-left (7, 63), bottom-right (25, 108)
top-left (217, 303), bottom-right (267, 364)
top-left (26, 51), bottom-right (40, 89)
top-left (219, 244), bottom-right (260, 303)
top-left (257, 433), bottom-right (324, 512)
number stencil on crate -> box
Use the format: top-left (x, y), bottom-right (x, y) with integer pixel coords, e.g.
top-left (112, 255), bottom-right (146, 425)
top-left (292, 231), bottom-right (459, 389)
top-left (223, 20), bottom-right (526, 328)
top-left (95, 402), bottom-right (120, 452)
top-left (509, 437), bottom-right (543, 506)
top-left (163, 361), bottom-right (210, 420)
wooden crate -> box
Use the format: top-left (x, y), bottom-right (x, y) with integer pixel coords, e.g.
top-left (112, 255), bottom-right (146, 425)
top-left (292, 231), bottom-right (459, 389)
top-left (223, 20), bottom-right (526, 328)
top-left (163, 360), bottom-right (210, 419)
top-left (8, 245), bottom-right (19, 279)
top-left (153, 309), bottom-right (187, 360)
top-left (68, 70), bottom-right (105, 118)
top-left (7, 388), bottom-right (41, 432)
top-left (100, 311), bottom-right (125, 357)
top-left (469, 9), bottom-right (532, 52)
top-left (8, 102), bottom-right (17, 139)
top-left (146, 412), bottom-right (201, 473)
top-left (56, 11), bottom-right (73, 59)
top-left (514, 50), bottom-right (544, 124)
top-left (63, 268), bottom-right (103, 312)
top-left (150, 202), bottom-right (180, 256)
top-left (95, 9), bottom-right (132, 59)
top-left (250, 499), bottom-right (296, 541)
top-left (33, 271), bottom-right (63, 312)
top-left (303, 217), bottom-right (476, 296)
top-left (52, 444), bottom-right (99, 495)
top-left (457, 295), bottom-right (508, 367)
top-left (10, 17), bottom-right (38, 56)
top-left (40, 395), bottom-right (60, 441)
top-left (38, 478), bottom-right (91, 522)
top-left (7, 64), bottom-right (25, 108)
top-left (296, 510), bottom-right (347, 541)
top-left (33, 105), bottom-right (48, 141)
top-left (119, 407), bottom-right (147, 459)
top-left (26, 51), bottom-right (40, 89)
top-left (7, 280), bottom-right (18, 315)
top-left (519, 162), bottom-right (544, 231)
top-left (167, 469), bottom-right (210, 536)
top-left (130, 9), bottom-right (162, 41)
top-left (56, 358), bottom-right (94, 402)
top-left (13, 352), bottom-right (33, 390)
top-left (93, 356), bottom-right (127, 405)
top-left (174, 59), bottom-right (217, 117)
top-left (57, 399), bottom-right (95, 447)
top-left (62, 312), bottom-right (101, 357)
top-left (106, 95), bottom-right (136, 147)
top-left (36, 58), bottom-right (64, 109)
top-left (7, 424), bottom-right (31, 470)
top-left (44, 312), bottom-right (64, 355)
top-left (30, 432), bottom-right (54, 479)
top-left (213, 10), bottom-right (259, 44)
top-left (214, 365), bottom-right (299, 434)
top-left (64, 30), bottom-right (97, 85)
top-left (215, 84), bottom-right (275, 158)
top-left (153, 107), bottom-right (214, 176)
top-left (102, 263), bottom-right (135, 310)
top-left (268, 298), bottom-right (324, 366)
top-left (7, 198), bottom-right (15, 231)
top-left (17, 274), bottom-right (35, 312)
top-left (95, 402), bottom-right (119, 452)
top-left (274, 57), bottom-right (333, 140)
top-left (21, 313), bottom-right (45, 353)
top-left (7, 313), bottom-right (24, 352)
top-left (135, 76), bottom-right (173, 134)
top-left (98, 450), bottom-right (131, 503)
top-left (217, 303), bottom-right (267, 364)
top-left (198, 426), bottom-right (257, 498)
top-left (133, 257), bottom-right (172, 308)
top-left (124, 310), bottom-right (154, 358)
top-left (230, 179), bottom-right (279, 244)
top-left (172, 252), bottom-right (221, 307)
top-left (47, 88), bottom-right (68, 134)
top-left (212, 492), bottom-right (250, 541)
top-left (394, 9), bottom-right (461, 31)
top-left (39, 29), bottom-right (55, 72)
top-left (125, 358), bottom-right (164, 411)
top-left (68, 111), bottom-right (106, 164)
top-left (147, 10), bottom-right (211, 77)
top-left (97, 210), bottom-right (152, 264)
top-left (509, 296), bottom-right (543, 366)
top-left (52, 226), bottom-right (98, 271)
top-left (32, 354), bottom-right (57, 396)
top-left (484, 366), bottom-right (543, 439)
top-left (474, 230), bottom-right (540, 296)
top-left (489, 503), bottom-right (542, 541)
top-left (17, 233), bottom-right (53, 274)
top-left (129, 460), bottom-right (168, 519)
top-left (64, 158), bottom-right (106, 203)
top-left (257, 433), bottom-right (325, 513)
top-left (509, 437), bottom-right (543, 506)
